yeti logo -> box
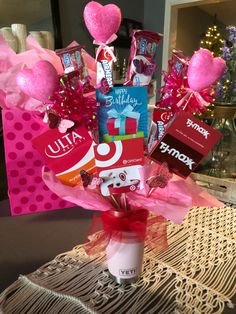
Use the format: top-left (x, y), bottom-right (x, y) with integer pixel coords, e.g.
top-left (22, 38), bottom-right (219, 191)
top-left (159, 142), bottom-right (195, 170)
top-left (186, 119), bottom-right (209, 139)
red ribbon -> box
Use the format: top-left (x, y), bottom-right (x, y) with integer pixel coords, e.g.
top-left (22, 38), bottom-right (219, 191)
top-left (84, 209), bottom-right (168, 256)
top-left (102, 209), bottom-right (148, 241)
top-left (48, 71), bottom-right (97, 130)
top-left (93, 34), bottom-right (118, 62)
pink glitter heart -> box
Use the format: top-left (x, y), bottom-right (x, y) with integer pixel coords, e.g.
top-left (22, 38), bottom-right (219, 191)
top-left (187, 49), bottom-right (226, 91)
top-left (83, 1), bottom-right (122, 43)
top-left (16, 60), bottom-right (58, 102)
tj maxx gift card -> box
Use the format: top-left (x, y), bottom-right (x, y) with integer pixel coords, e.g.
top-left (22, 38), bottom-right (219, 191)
top-left (150, 112), bottom-right (222, 178)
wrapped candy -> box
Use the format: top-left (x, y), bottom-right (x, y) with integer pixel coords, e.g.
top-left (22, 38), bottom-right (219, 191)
top-left (125, 30), bottom-right (163, 86)
top-left (56, 45), bottom-right (85, 75)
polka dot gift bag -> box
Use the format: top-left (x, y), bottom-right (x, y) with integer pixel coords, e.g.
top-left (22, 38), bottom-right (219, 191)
top-left (2, 109), bottom-right (74, 215)
top-left (0, 35), bottom-right (75, 215)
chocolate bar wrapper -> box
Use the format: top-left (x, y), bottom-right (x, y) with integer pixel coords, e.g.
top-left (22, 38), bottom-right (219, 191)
top-left (125, 30), bottom-right (162, 86)
top-left (56, 45), bottom-right (86, 77)
top-left (96, 46), bottom-right (114, 87)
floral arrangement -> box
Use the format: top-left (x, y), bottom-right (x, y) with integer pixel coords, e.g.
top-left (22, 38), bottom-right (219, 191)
top-left (216, 25), bottom-right (236, 103)
top-left (0, 1), bottom-right (226, 281)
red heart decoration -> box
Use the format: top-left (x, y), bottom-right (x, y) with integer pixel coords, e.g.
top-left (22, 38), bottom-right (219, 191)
top-left (83, 1), bottom-right (121, 43)
top-left (16, 60), bottom-right (58, 102)
top-left (187, 49), bottom-right (226, 91)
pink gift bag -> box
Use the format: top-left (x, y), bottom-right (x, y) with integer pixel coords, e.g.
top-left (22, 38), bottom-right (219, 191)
top-left (2, 108), bottom-right (75, 215)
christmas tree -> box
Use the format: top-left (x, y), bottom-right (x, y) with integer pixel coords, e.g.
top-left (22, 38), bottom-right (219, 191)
top-left (215, 26), bottom-right (236, 103)
top-left (200, 25), bottom-right (224, 57)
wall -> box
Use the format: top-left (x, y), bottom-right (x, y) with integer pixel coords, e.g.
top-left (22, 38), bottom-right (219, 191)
top-left (59, 0), bottom-right (144, 57)
top-left (143, 0), bottom-right (166, 91)
top-left (176, 6), bottom-right (224, 57)
top-left (58, 0), bottom-right (166, 90)
top-left (29, 17), bottom-right (54, 32)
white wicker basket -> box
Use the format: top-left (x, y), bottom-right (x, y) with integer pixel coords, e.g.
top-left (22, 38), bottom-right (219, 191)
top-left (191, 172), bottom-right (236, 204)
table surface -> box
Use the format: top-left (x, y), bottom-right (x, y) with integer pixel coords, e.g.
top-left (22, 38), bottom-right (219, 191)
top-left (0, 199), bottom-right (93, 292)
top-left (0, 203), bottom-right (235, 314)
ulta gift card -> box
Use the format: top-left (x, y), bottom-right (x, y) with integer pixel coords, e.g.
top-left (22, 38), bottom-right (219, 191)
top-left (96, 86), bottom-right (148, 142)
top-left (32, 126), bottom-right (96, 186)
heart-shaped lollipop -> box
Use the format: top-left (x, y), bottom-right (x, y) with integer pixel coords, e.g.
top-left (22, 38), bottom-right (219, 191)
top-left (187, 49), bottom-right (226, 91)
top-left (16, 60), bottom-right (58, 102)
top-left (83, 1), bottom-right (121, 43)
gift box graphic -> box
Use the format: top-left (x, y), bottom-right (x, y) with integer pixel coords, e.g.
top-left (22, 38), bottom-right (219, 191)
top-left (96, 86), bottom-right (148, 142)
top-left (103, 131), bottom-right (144, 142)
top-left (106, 105), bottom-right (140, 135)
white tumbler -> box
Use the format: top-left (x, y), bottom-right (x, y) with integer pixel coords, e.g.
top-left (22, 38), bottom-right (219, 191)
top-left (103, 209), bottom-right (148, 284)
top-left (106, 231), bottom-right (145, 284)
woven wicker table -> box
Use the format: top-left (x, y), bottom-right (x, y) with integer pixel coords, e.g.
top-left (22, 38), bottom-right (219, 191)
top-left (0, 205), bottom-right (235, 314)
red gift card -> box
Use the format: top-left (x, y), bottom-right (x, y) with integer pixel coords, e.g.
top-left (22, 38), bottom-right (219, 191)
top-left (150, 112), bottom-right (222, 178)
top-left (32, 126), bottom-right (96, 186)
top-left (94, 138), bottom-right (144, 196)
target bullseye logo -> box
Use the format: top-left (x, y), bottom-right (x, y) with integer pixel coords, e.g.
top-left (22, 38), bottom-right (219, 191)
top-left (130, 185), bottom-right (136, 191)
top-left (95, 141), bottom-right (123, 168)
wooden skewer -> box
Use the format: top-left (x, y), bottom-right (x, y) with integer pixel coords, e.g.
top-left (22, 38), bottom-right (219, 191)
top-left (109, 195), bottom-right (120, 210)
top-left (120, 193), bottom-right (127, 211)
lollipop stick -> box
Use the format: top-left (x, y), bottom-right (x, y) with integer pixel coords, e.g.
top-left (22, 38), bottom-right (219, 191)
top-left (147, 187), bottom-right (155, 198)
top-left (109, 195), bottom-right (120, 209)
top-left (120, 193), bottom-right (128, 211)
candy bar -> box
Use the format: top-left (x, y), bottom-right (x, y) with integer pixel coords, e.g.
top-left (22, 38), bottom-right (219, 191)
top-left (96, 47), bottom-right (114, 87)
top-left (125, 30), bottom-right (162, 86)
top-left (56, 45), bottom-right (85, 75)
top-left (153, 108), bottom-right (173, 140)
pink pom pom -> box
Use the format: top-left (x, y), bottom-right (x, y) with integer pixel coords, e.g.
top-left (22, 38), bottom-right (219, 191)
top-left (83, 1), bottom-right (122, 43)
top-left (187, 48), bottom-right (226, 91)
top-left (16, 60), bottom-right (58, 102)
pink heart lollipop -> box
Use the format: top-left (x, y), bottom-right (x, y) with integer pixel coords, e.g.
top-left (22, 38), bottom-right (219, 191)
top-left (83, 1), bottom-right (122, 43)
top-left (187, 49), bottom-right (226, 91)
top-left (16, 60), bottom-right (58, 102)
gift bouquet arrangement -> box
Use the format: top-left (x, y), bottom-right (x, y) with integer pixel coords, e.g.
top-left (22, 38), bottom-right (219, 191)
top-left (0, 1), bottom-right (226, 283)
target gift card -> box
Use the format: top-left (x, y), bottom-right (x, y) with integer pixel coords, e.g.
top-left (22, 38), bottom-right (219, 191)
top-left (94, 138), bottom-right (144, 196)
top-left (94, 138), bottom-right (144, 172)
